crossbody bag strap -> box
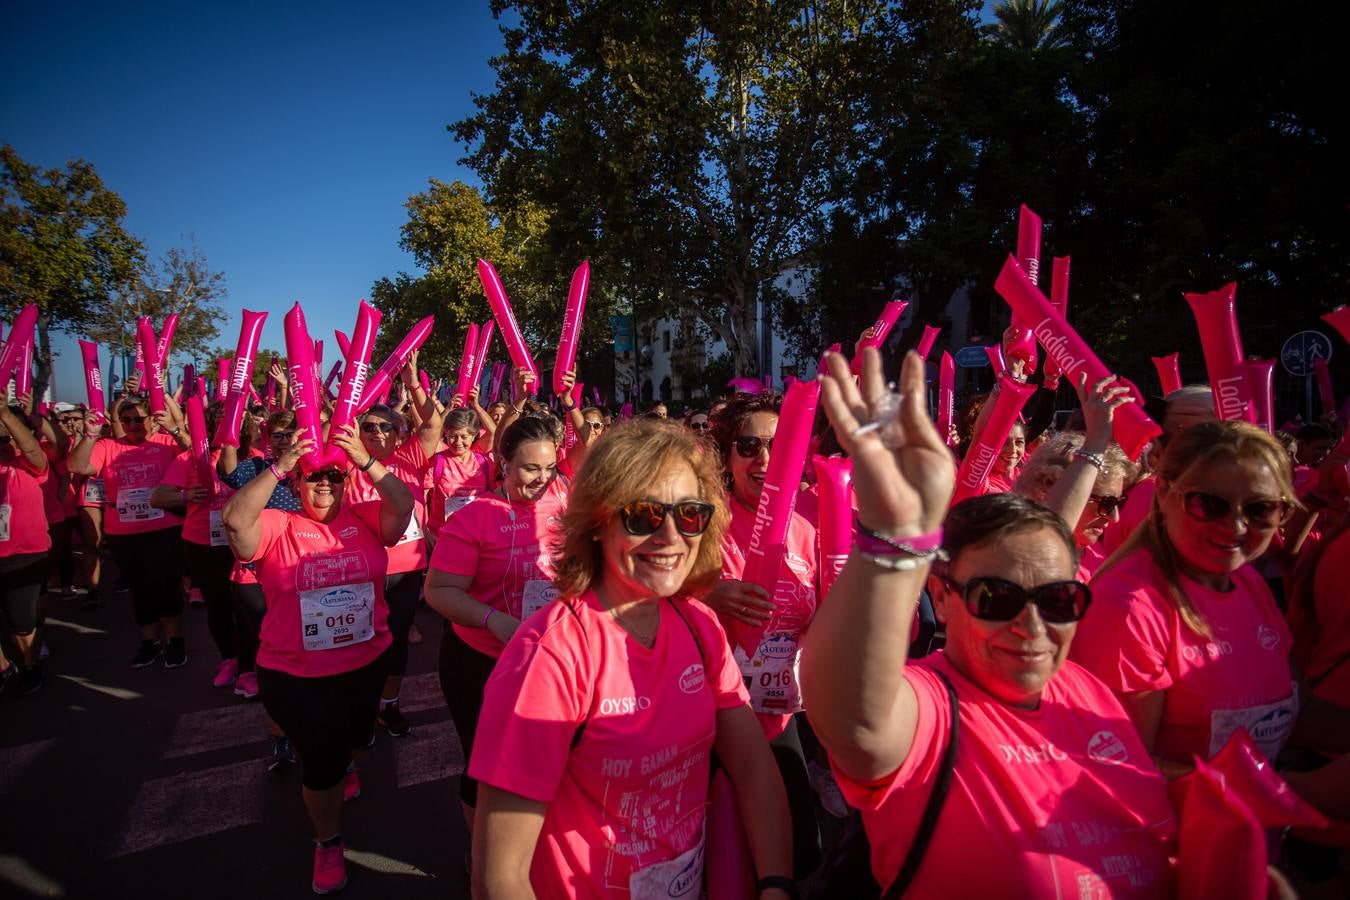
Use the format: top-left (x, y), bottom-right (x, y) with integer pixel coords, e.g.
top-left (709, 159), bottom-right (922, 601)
top-left (883, 669), bottom-right (960, 900)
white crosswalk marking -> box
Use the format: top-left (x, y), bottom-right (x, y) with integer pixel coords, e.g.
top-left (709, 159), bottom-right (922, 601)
top-left (164, 704), bottom-right (268, 758)
top-left (397, 671), bottom-right (445, 714)
top-left (395, 719), bottom-right (465, 788)
top-left (0, 738), bottom-right (56, 794)
top-left (109, 758), bottom-right (264, 858)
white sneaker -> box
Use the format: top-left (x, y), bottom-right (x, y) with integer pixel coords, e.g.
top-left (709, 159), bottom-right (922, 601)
top-left (807, 760), bottom-right (849, 818)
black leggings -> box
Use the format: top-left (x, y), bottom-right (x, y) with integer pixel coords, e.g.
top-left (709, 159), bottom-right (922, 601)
top-left (383, 569), bottom-right (423, 680)
top-left (0, 552), bottom-right (47, 634)
top-left (232, 580), bottom-right (266, 673)
top-left (182, 541), bottom-right (238, 659)
top-left (258, 652), bottom-right (386, 791)
top-left (437, 623), bottom-right (499, 807)
top-left (106, 528), bottom-right (184, 626)
top-left (47, 518), bottom-right (75, 591)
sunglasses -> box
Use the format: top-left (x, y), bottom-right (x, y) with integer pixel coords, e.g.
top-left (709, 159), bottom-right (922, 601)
top-left (0, 435), bottom-right (10, 445)
top-left (1180, 490), bottom-right (1288, 528)
top-left (119, 415), bottom-right (147, 425)
top-left (269, 430), bottom-right (296, 441)
top-left (360, 421), bottom-right (397, 434)
top-left (733, 436), bottom-right (774, 459)
top-left (618, 499), bottom-right (716, 537)
top-left (1090, 494), bottom-right (1124, 517)
top-left (938, 575), bottom-right (1092, 624)
top-left (303, 469), bottom-right (347, 484)
top-left (689, 421), bottom-right (709, 431)
top-left (585, 421), bottom-right (605, 431)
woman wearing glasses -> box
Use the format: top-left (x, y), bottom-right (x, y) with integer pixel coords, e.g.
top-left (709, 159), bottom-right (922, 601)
top-left (469, 418), bottom-right (793, 898)
top-left (705, 391), bottom-right (824, 875)
top-left (221, 425), bottom-right (412, 895)
top-left (802, 349), bottom-right (1175, 897)
top-left (68, 396), bottom-right (192, 668)
top-left (424, 414), bottom-right (571, 832)
top-left (424, 406), bottom-right (495, 538)
top-left (1071, 421), bottom-right (1318, 773)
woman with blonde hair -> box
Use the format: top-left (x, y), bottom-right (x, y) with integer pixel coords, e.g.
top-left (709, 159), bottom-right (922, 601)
top-left (469, 418), bottom-right (793, 898)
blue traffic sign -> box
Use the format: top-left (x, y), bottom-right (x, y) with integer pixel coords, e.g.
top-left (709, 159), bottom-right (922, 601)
top-left (1280, 330), bottom-right (1333, 377)
top-left (954, 345), bottom-right (993, 368)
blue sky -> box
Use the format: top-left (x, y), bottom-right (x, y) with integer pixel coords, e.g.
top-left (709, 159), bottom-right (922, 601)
top-left (3, 0), bottom-right (504, 400)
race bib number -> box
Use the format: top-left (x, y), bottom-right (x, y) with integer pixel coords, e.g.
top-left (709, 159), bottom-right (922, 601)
top-left (521, 578), bottom-right (559, 620)
top-left (396, 510), bottom-right (424, 546)
top-left (299, 581), bottom-right (376, 652)
top-left (739, 631), bottom-right (804, 715)
top-left (116, 487), bottom-right (164, 525)
top-left (209, 509), bottom-right (227, 547)
top-left (628, 838), bottom-right (703, 900)
top-left (443, 491), bottom-right (476, 519)
top-left (1209, 686), bottom-right (1299, 760)
top-left (0, 504), bottom-right (10, 542)
top-left (84, 478), bottom-right (107, 504)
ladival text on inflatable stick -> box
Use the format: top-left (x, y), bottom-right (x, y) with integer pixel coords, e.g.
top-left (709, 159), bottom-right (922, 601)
top-left (213, 310), bottom-right (268, 448)
top-left (850, 301), bottom-right (908, 375)
top-left (78, 340), bottom-right (107, 423)
top-left (137, 317), bottom-right (167, 413)
top-left (183, 381), bottom-right (215, 500)
top-left (1185, 282), bottom-right (1255, 423)
top-left (1007, 204), bottom-right (1042, 373)
top-left (938, 351), bottom-right (956, 447)
top-left (357, 315), bottom-right (435, 414)
top-left (132, 334), bottom-right (146, 381)
top-left (1042, 256), bottom-right (1071, 389)
top-left (735, 378), bottom-right (820, 655)
top-left (814, 455), bottom-right (854, 600)
top-left (553, 261), bottom-right (590, 396)
top-left (469, 320), bottom-right (495, 391)
top-left (16, 338), bottom-right (34, 397)
top-left (453, 322), bottom-right (479, 406)
top-left (985, 343), bottom-right (1006, 378)
top-left (0, 304), bottom-right (38, 389)
top-left (1243, 359), bottom-right (1275, 433)
top-left (563, 382), bottom-right (584, 451)
top-left (950, 375), bottom-right (1036, 504)
top-left (282, 303), bottom-right (326, 471)
top-left (994, 255), bottom-right (1161, 459)
top-left (155, 313), bottom-right (179, 368)
top-left (1152, 353), bottom-right (1182, 396)
top-left (215, 358), bottom-right (230, 401)
top-left (1313, 358), bottom-right (1335, 418)
top-left (915, 326), bottom-right (941, 362)
top-left (328, 300), bottom-right (382, 463)
top-left (478, 259), bottom-right (539, 394)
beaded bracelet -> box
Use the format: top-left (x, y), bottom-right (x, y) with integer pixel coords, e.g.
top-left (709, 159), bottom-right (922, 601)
top-left (1074, 449), bottom-right (1107, 474)
top-left (857, 550), bottom-right (936, 571)
top-left (854, 519), bottom-right (947, 561)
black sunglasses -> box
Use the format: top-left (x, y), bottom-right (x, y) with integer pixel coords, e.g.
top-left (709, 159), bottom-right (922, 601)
top-left (360, 421), bottom-right (397, 434)
top-left (303, 469), bottom-right (347, 484)
top-left (1090, 494), bottom-right (1125, 517)
top-left (938, 575), bottom-right (1091, 624)
top-left (689, 421), bottom-right (709, 431)
top-left (119, 415), bottom-right (147, 425)
top-left (1181, 490), bottom-right (1288, 528)
top-left (269, 430), bottom-right (296, 441)
top-left (618, 499), bottom-right (716, 537)
top-left (733, 436), bottom-right (774, 459)
top-left (0, 435), bottom-right (11, 444)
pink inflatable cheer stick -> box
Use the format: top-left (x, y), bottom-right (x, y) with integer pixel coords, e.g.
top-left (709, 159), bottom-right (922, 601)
top-left (1152, 353), bottom-right (1182, 396)
top-left (818, 343), bottom-right (841, 376)
top-left (563, 382), bottom-right (584, 451)
top-left (334, 330), bottom-right (351, 361)
top-left (283, 303), bottom-right (326, 471)
top-left (16, 337), bottom-right (34, 397)
top-left (553, 261), bottom-right (589, 396)
top-left (995, 256), bottom-right (1161, 459)
top-left (1313, 357), bottom-right (1335, 417)
top-left (469, 320), bottom-right (495, 392)
top-left (454, 323), bottom-right (479, 406)
top-left (155, 313), bottom-right (179, 367)
top-left (1323, 306), bottom-right (1350, 348)
top-left (215, 358), bottom-right (230, 401)
top-left (312, 339), bottom-right (324, 393)
top-left (938, 352), bottom-right (956, 448)
top-left (78, 340), bottom-right (107, 423)
top-left (727, 377), bottom-right (763, 395)
top-left (478, 259), bottom-right (539, 394)
top-left (1042, 256), bottom-right (1071, 389)
top-left (814, 455), bottom-right (854, 600)
top-left (0, 304), bottom-right (38, 389)
top-left (985, 343), bottom-right (1006, 378)
top-left (1007, 204), bottom-right (1042, 373)
top-left (618, 401), bottom-right (633, 420)
top-left (184, 386), bottom-right (215, 500)
top-left (132, 332), bottom-right (146, 381)
top-left (487, 362), bottom-right (507, 404)
top-left (213, 310), bottom-right (268, 448)
top-left (950, 376), bottom-right (1036, 505)
top-left (915, 326), bottom-right (941, 362)
top-left (735, 379), bottom-right (821, 655)
top-left (328, 300), bottom-right (382, 463)
top-left (706, 769), bottom-right (756, 900)
top-left (137, 317), bottom-right (167, 413)
top-left (357, 315), bottom-right (436, 415)
top-left (850, 301), bottom-right (908, 375)
top-left (1185, 283), bottom-right (1255, 423)
top-left (323, 360), bottom-right (343, 395)
top-left (1243, 359), bottom-right (1276, 433)
top-left (419, 369), bottom-right (432, 395)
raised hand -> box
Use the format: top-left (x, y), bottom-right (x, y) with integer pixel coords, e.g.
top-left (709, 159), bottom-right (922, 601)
top-left (1075, 373), bottom-right (1134, 449)
top-left (330, 422), bottom-right (370, 469)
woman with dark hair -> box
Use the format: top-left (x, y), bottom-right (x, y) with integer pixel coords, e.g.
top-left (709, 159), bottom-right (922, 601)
top-left (802, 348), bottom-right (1176, 897)
top-left (424, 412), bottom-right (571, 830)
top-left (0, 397), bottom-right (51, 696)
top-left (470, 418), bottom-right (793, 898)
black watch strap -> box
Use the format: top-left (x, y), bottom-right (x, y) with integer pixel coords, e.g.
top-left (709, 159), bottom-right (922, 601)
top-left (756, 875), bottom-right (801, 899)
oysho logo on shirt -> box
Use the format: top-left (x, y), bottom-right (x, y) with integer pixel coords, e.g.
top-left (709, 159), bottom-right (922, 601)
top-left (597, 696), bottom-right (652, 716)
top-left (1181, 640), bottom-right (1233, 663)
top-left (678, 664), bottom-right (706, 694)
top-left (1257, 625), bottom-right (1281, 651)
top-left (997, 742), bottom-right (1068, 764)
top-left (295, 530), bottom-right (322, 540)
top-left (1086, 730), bottom-right (1129, 766)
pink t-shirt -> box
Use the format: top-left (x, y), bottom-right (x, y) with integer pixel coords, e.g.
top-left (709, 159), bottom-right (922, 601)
top-left (719, 501), bottom-right (819, 738)
top-left (429, 479), bottom-right (568, 658)
top-left (0, 458), bottom-right (52, 555)
top-left (244, 502), bottom-right (393, 678)
top-left (834, 654), bottom-right (1177, 898)
top-left (425, 448), bottom-right (494, 535)
top-left (1298, 527), bottom-right (1350, 709)
top-left (1071, 550), bottom-right (1296, 763)
top-left (161, 451), bottom-right (235, 547)
top-left (87, 434), bottom-right (184, 535)
top-left (345, 440), bottom-right (429, 574)
top-left (469, 592), bottom-right (749, 899)
top-left (1100, 476), bottom-right (1155, 557)
top-left (1077, 541), bottom-right (1107, 583)
top-left (39, 440), bottom-right (68, 524)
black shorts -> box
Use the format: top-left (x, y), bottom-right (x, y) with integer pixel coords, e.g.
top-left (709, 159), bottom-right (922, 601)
top-left (437, 623), bottom-right (499, 807)
top-left (0, 551), bottom-right (47, 633)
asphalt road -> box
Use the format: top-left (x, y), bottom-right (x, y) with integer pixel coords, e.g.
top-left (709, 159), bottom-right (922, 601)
top-left (1, 591), bottom-right (471, 900)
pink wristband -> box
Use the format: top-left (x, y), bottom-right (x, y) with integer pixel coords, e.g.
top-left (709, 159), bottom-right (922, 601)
top-left (854, 520), bottom-right (945, 557)
top-left (481, 608), bottom-right (494, 629)
top-left (269, 464), bottom-right (286, 482)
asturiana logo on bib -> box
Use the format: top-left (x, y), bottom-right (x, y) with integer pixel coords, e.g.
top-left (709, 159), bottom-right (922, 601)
top-left (1251, 705), bottom-right (1294, 742)
top-left (678, 664), bottom-right (706, 694)
top-left (319, 589), bottom-right (357, 609)
top-left (1087, 730), bottom-right (1129, 766)
top-left (339, 526), bottom-right (358, 539)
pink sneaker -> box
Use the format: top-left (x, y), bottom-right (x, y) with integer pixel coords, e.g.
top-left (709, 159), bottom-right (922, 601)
top-left (213, 659), bottom-right (239, 688)
top-left (188, 588), bottom-right (205, 606)
top-left (342, 766), bottom-right (360, 802)
top-left (233, 671), bottom-right (259, 699)
top-left (311, 842), bottom-right (347, 894)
